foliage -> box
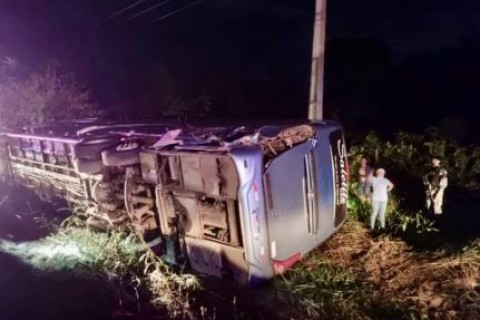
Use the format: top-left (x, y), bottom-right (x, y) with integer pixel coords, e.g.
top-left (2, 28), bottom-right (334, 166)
top-left (277, 259), bottom-right (362, 319)
top-left (279, 219), bottom-right (480, 320)
top-left (0, 215), bottom-right (200, 318)
top-left (348, 180), bottom-right (438, 240)
top-left (161, 95), bottom-right (211, 121)
top-left (387, 210), bottom-right (438, 235)
top-left (276, 238), bottom-right (416, 320)
top-left (0, 60), bottom-right (99, 130)
top-left (349, 131), bottom-right (480, 191)
top-left (347, 130), bottom-right (480, 244)
top-left (282, 130), bottom-right (480, 319)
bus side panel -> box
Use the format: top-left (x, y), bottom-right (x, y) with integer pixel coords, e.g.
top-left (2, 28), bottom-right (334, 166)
top-left (230, 147), bottom-right (274, 286)
top-left (262, 141), bottom-right (316, 261)
top-left (311, 125), bottom-right (336, 239)
top-left (310, 122), bottom-right (348, 243)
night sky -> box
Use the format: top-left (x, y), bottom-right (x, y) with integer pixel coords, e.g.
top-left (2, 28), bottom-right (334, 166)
top-left (1, 0), bottom-right (479, 137)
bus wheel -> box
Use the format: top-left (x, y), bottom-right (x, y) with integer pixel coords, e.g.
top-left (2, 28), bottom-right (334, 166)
top-left (124, 167), bottom-right (162, 247)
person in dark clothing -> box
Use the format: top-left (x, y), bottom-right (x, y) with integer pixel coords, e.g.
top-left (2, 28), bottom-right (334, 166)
top-left (357, 157), bottom-right (373, 202)
top-left (423, 156), bottom-right (448, 215)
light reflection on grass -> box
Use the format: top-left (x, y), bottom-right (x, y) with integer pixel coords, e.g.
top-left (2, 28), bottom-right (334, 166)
top-left (0, 228), bottom-right (141, 271)
top-left (0, 226), bottom-right (200, 317)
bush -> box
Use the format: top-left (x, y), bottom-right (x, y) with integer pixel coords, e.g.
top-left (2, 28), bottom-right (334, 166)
top-left (0, 60), bottom-right (100, 130)
top-left (349, 131), bottom-right (480, 191)
top-left (0, 215), bottom-right (200, 318)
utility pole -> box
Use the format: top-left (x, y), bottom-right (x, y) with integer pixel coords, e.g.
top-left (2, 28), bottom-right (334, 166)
top-left (308, 0), bottom-right (327, 121)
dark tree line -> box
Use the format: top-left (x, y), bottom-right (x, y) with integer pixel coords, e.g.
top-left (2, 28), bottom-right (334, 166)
top-left (324, 36), bottom-right (480, 143)
top-left (115, 34), bottom-right (480, 145)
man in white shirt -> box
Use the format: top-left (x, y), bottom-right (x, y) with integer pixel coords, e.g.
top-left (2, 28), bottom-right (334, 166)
top-left (368, 168), bottom-right (394, 230)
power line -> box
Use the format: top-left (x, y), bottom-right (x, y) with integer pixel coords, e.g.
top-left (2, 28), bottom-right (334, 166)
top-left (127, 0), bottom-right (175, 21)
top-left (105, 0), bottom-right (151, 21)
top-left (153, 0), bottom-right (206, 23)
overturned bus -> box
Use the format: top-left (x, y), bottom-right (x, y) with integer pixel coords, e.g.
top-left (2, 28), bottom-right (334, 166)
top-left (0, 120), bottom-right (348, 285)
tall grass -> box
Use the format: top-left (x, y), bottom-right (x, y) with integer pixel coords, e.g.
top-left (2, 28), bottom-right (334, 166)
top-left (0, 215), bottom-right (200, 318)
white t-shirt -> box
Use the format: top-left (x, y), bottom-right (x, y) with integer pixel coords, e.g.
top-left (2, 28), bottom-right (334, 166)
top-left (371, 177), bottom-right (392, 202)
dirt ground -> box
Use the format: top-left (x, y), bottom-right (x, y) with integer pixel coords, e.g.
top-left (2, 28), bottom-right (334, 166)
top-left (320, 221), bottom-right (480, 320)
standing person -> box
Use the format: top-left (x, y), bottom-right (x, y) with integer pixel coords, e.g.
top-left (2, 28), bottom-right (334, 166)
top-left (357, 157), bottom-right (374, 201)
top-left (368, 168), bottom-right (394, 231)
top-left (423, 156), bottom-right (448, 215)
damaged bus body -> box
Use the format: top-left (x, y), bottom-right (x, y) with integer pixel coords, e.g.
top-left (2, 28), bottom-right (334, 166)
top-left (1, 120), bottom-right (348, 285)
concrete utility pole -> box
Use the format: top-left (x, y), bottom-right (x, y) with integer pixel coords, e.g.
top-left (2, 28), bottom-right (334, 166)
top-left (308, 0), bottom-right (327, 121)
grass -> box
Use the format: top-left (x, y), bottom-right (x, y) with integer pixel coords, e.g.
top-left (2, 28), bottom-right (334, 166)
top-left (8, 211), bottom-right (475, 320)
top-left (276, 220), bottom-right (418, 320)
top-left (0, 215), bottom-right (201, 319)
top-left (276, 217), bottom-right (480, 320)
top-left (274, 180), bottom-right (479, 320)
top-left (1, 181), bottom-right (479, 319)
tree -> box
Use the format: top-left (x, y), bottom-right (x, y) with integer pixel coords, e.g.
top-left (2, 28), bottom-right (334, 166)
top-left (0, 60), bottom-right (99, 130)
top-left (161, 95), bottom-right (212, 121)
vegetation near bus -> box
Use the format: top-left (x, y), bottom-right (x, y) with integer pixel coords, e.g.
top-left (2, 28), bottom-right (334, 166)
top-left (277, 131), bottom-right (480, 320)
top-left (0, 60), bottom-right (99, 130)
top-left (2, 128), bottom-right (479, 319)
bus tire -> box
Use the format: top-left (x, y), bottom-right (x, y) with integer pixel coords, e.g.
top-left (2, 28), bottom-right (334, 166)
top-left (72, 135), bottom-right (120, 160)
top-left (101, 147), bottom-right (140, 167)
top-left (73, 157), bottom-right (104, 174)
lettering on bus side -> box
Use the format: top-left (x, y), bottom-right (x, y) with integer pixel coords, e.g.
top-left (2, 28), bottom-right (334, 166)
top-left (337, 139), bottom-right (348, 205)
top-left (330, 130), bottom-right (348, 226)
